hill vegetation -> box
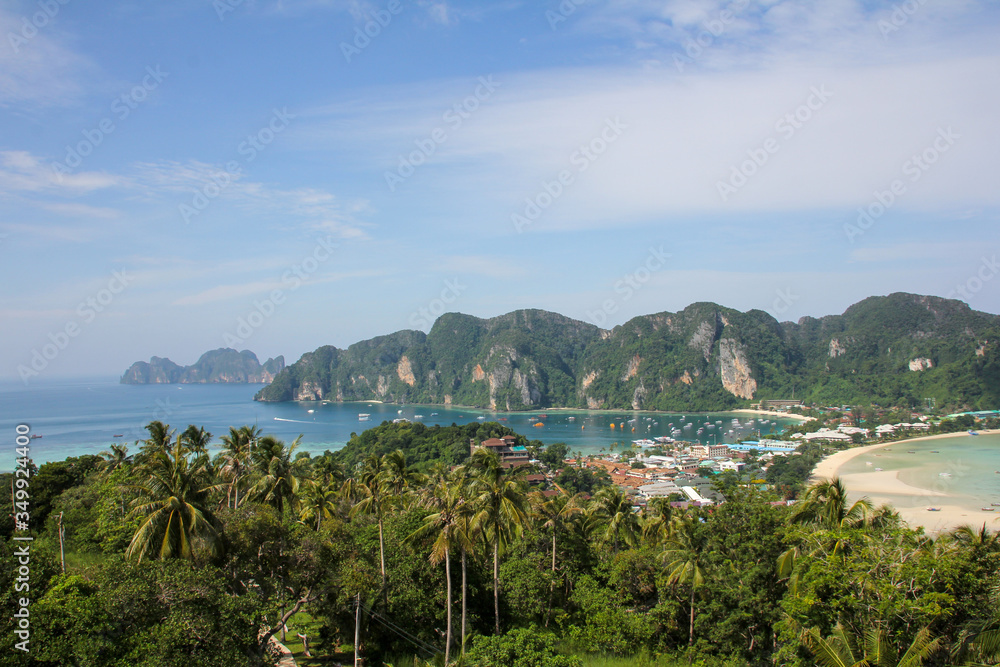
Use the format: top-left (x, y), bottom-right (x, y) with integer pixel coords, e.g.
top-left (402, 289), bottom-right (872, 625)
top-left (256, 294), bottom-right (1000, 411)
top-left (4, 420), bottom-right (999, 666)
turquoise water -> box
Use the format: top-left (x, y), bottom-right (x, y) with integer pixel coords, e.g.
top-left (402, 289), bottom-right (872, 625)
top-left (0, 376), bottom-right (793, 468)
top-left (837, 434), bottom-right (1000, 508)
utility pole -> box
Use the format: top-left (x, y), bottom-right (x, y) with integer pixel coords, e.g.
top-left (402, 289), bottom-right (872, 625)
top-left (354, 593), bottom-right (361, 667)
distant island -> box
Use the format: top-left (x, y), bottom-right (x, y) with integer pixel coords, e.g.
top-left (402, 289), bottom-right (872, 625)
top-left (121, 348), bottom-right (284, 384)
top-left (255, 292), bottom-right (1000, 412)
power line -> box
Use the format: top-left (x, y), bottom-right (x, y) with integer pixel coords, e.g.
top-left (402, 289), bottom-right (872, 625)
top-left (357, 601), bottom-right (440, 658)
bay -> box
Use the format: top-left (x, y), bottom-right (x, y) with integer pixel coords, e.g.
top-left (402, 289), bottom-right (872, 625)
top-left (0, 376), bottom-right (795, 468)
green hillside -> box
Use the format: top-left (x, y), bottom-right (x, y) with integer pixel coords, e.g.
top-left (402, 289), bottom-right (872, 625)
top-left (255, 293), bottom-right (1000, 411)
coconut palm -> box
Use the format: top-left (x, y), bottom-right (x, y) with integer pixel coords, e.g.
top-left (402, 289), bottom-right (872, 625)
top-left (791, 477), bottom-right (875, 530)
top-left (98, 442), bottom-right (132, 475)
top-left (350, 453), bottom-right (394, 597)
top-left (382, 449), bottom-right (426, 507)
top-left (125, 438), bottom-right (223, 562)
top-left (298, 478), bottom-right (340, 530)
top-left (247, 434), bottom-right (303, 516)
top-left (529, 486), bottom-right (585, 626)
top-left (590, 485), bottom-right (640, 553)
top-left (800, 623), bottom-right (940, 667)
top-left (217, 425), bottom-right (261, 509)
top-left (466, 448), bottom-right (528, 636)
top-left (661, 513), bottom-right (709, 652)
top-left (408, 478), bottom-right (473, 666)
top-left (138, 420), bottom-right (174, 459)
top-left (641, 496), bottom-right (674, 546)
top-left (180, 424), bottom-right (212, 457)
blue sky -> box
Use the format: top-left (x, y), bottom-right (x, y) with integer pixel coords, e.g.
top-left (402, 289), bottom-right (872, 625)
top-left (2, 0), bottom-right (999, 381)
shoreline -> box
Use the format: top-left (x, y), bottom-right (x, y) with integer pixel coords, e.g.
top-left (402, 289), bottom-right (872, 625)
top-left (811, 430), bottom-right (1000, 534)
top-left (729, 408), bottom-right (809, 423)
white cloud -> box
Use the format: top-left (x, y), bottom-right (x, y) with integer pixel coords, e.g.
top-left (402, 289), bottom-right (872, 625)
top-left (296, 52), bottom-right (1000, 231)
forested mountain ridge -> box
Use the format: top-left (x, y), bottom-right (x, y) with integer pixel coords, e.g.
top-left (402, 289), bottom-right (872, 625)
top-left (122, 348), bottom-right (285, 384)
top-left (255, 293), bottom-right (1000, 410)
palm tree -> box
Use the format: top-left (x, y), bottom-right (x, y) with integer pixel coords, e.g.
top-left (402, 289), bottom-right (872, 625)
top-left (180, 424), bottom-right (212, 457)
top-left (800, 623), bottom-right (940, 667)
top-left (791, 477), bottom-right (874, 529)
top-left (125, 438), bottom-right (223, 562)
top-left (529, 486), bottom-right (585, 626)
top-left (350, 453), bottom-right (393, 597)
top-left (247, 434), bottom-right (303, 515)
top-left (661, 513), bottom-right (709, 653)
top-left (217, 425), bottom-right (260, 509)
top-left (641, 496), bottom-right (674, 546)
top-left (382, 449), bottom-right (426, 506)
top-left (138, 420), bottom-right (174, 459)
top-left (466, 448), bottom-right (528, 636)
top-left (590, 485), bottom-right (640, 553)
top-left (298, 478), bottom-right (340, 530)
top-left (408, 479), bottom-right (473, 666)
top-left (98, 442), bottom-right (132, 475)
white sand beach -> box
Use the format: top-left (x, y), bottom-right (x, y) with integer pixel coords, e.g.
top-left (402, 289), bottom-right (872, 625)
top-left (810, 430), bottom-right (1000, 534)
top-left (730, 408), bottom-right (809, 422)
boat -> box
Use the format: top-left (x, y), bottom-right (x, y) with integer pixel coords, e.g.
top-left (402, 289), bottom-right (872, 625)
top-left (533, 422), bottom-right (544, 428)
top-left (430, 412), bottom-right (438, 416)
top-left (477, 416), bottom-right (486, 421)
top-left (927, 507), bottom-right (941, 512)
top-left (307, 409), bottom-right (314, 413)
top-left (908, 451), bottom-right (916, 454)
top-left (29, 434), bottom-right (42, 439)
top-left (982, 508), bottom-right (996, 512)
top-left (991, 502), bottom-right (1000, 507)
top-left (938, 472), bottom-right (952, 478)
top-left (874, 467), bottom-right (883, 471)
top-left (113, 434), bottom-right (123, 437)
top-left (969, 430), bottom-right (979, 436)
top-left (866, 461), bottom-right (873, 466)
top-left (930, 450), bottom-right (939, 453)
top-left (568, 417), bottom-right (575, 422)
top-left (358, 413), bottom-right (371, 418)
top-left (414, 414), bottom-right (424, 419)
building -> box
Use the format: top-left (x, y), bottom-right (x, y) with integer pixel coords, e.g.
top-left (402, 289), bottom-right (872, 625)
top-left (471, 435), bottom-right (530, 466)
top-left (690, 444), bottom-right (730, 458)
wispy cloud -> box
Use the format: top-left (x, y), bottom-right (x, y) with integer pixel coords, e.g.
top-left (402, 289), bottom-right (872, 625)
top-left (0, 7), bottom-right (99, 109)
top-left (0, 151), bottom-right (121, 193)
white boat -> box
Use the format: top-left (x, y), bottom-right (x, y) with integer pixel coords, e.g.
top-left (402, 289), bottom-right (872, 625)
top-left (414, 414), bottom-right (424, 419)
top-left (938, 472), bottom-right (952, 478)
top-left (358, 413), bottom-right (371, 418)
top-left (477, 416), bottom-right (486, 421)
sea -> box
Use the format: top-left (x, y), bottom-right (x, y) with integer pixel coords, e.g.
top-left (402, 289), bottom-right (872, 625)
top-left (0, 376), bottom-right (793, 469)
top-left (836, 434), bottom-right (1000, 510)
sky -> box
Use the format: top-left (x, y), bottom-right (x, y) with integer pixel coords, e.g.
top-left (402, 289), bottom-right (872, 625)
top-left (1, 0), bottom-right (999, 381)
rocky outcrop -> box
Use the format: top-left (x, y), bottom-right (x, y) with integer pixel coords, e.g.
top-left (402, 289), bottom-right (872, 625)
top-left (829, 339), bottom-right (846, 358)
top-left (295, 381), bottom-right (323, 401)
top-left (397, 356), bottom-right (416, 386)
top-left (621, 355), bottom-right (641, 381)
top-left (688, 321), bottom-right (717, 362)
top-left (908, 358), bottom-right (934, 371)
top-left (122, 349), bottom-right (283, 384)
top-left (718, 339), bottom-right (757, 400)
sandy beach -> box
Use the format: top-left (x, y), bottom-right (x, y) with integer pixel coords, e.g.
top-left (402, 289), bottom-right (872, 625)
top-left (810, 430), bottom-right (1000, 534)
top-left (730, 408), bottom-right (809, 422)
